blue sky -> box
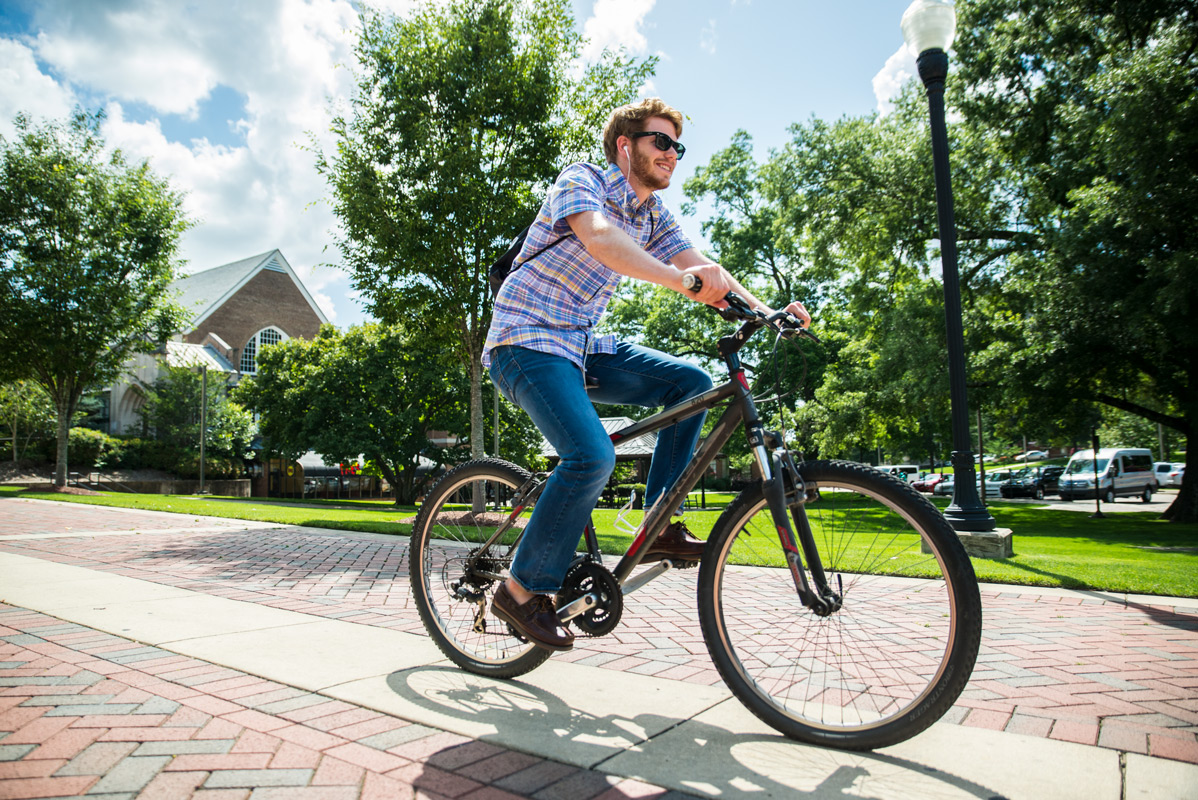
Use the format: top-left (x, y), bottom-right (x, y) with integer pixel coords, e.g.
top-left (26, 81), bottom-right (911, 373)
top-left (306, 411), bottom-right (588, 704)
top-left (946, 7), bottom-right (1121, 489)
top-left (0, 0), bottom-right (922, 328)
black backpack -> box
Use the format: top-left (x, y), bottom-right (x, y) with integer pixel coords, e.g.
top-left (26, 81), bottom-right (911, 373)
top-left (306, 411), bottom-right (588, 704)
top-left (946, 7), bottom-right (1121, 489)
top-left (488, 224), bottom-right (566, 297)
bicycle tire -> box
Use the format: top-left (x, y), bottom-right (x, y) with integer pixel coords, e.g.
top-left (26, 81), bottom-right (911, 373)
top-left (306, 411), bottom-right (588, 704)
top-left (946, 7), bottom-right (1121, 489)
top-left (697, 459), bottom-right (982, 750)
top-left (409, 458), bottom-right (552, 678)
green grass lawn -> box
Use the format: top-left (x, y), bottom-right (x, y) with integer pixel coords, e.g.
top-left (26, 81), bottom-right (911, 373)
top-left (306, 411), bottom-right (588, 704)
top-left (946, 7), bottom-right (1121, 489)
top-left (4, 485), bottom-right (1196, 597)
top-left (0, 486), bottom-right (417, 536)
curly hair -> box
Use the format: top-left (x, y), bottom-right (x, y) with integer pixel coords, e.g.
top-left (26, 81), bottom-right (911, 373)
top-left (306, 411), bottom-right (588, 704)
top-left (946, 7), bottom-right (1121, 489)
top-left (601, 98), bottom-right (684, 165)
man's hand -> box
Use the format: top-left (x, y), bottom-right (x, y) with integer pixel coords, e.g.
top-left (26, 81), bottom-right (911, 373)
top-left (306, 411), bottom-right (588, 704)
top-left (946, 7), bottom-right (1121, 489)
top-left (680, 264), bottom-right (733, 307)
top-left (780, 300), bottom-right (811, 328)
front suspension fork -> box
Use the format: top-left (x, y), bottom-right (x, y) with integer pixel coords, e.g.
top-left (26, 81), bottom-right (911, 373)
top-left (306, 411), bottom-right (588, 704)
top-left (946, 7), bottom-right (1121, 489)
top-left (762, 448), bottom-right (842, 616)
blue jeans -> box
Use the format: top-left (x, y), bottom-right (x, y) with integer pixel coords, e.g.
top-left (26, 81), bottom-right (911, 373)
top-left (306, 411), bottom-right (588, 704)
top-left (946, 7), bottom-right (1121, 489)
top-left (489, 343), bottom-right (713, 593)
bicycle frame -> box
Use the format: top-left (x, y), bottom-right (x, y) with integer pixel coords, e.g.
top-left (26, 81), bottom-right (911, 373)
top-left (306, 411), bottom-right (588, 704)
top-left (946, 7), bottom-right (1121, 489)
top-left (468, 316), bottom-right (839, 617)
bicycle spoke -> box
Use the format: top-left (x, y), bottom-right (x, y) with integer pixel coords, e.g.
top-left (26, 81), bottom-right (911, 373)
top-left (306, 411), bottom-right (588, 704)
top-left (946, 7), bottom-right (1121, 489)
top-left (698, 460), bottom-right (981, 749)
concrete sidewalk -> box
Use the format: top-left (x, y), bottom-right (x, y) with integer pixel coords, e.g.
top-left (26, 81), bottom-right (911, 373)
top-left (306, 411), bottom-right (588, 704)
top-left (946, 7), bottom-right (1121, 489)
top-left (1, 496), bottom-right (1196, 799)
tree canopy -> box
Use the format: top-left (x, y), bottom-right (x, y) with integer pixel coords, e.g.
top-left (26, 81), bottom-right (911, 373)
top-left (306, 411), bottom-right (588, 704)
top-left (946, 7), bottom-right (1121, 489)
top-left (0, 111), bottom-right (189, 486)
top-left (316, 0), bottom-right (654, 466)
top-left (637, 0), bottom-right (1196, 518)
top-left (955, 0), bottom-right (1197, 519)
top-left (235, 323), bottom-right (540, 505)
top-left (141, 364), bottom-right (256, 471)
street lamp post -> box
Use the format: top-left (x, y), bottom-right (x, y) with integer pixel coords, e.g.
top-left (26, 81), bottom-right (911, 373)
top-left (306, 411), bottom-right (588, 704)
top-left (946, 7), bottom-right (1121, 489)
top-left (902, 0), bottom-right (995, 531)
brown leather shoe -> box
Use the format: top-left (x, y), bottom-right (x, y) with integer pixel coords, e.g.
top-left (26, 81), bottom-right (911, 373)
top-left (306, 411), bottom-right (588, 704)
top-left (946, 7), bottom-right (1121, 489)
top-left (643, 520), bottom-right (706, 563)
top-left (491, 583), bottom-right (574, 652)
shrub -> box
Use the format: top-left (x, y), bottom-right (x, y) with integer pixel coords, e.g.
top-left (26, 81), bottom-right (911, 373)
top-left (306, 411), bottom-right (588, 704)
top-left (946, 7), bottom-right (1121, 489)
top-left (61, 427), bottom-right (123, 470)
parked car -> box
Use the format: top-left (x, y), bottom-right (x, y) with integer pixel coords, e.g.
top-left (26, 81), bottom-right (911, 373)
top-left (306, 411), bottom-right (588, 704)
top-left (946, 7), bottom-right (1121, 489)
top-left (1014, 449), bottom-right (1048, 462)
top-left (978, 469), bottom-right (1015, 498)
top-left (877, 464), bottom-right (919, 482)
top-left (912, 472), bottom-right (948, 493)
top-left (1155, 461), bottom-right (1186, 488)
top-left (1058, 448), bottom-right (1156, 503)
top-left (932, 470), bottom-right (1013, 498)
top-left (1001, 466), bottom-right (1065, 500)
top-left (1164, 463), bottom-right (1186, 488)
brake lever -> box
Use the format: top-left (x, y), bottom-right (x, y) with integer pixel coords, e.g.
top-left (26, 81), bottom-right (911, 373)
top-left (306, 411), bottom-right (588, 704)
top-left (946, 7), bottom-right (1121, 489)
top-left (773, 313), bottom-right (820, 343)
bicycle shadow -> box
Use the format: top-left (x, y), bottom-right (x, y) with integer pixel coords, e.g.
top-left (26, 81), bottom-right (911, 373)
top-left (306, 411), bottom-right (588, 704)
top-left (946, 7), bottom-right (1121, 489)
top-left (384, 665), bottom-right (1008, 800)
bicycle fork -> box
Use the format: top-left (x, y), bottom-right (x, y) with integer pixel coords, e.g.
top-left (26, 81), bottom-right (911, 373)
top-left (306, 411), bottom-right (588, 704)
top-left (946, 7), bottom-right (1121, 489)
top-left (759, 438), bottom-right (843, 617)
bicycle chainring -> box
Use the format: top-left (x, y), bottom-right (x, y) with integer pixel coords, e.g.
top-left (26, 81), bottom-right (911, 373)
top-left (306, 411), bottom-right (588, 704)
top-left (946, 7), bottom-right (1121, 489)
top-left (557, 561), bottom-right (622, 637)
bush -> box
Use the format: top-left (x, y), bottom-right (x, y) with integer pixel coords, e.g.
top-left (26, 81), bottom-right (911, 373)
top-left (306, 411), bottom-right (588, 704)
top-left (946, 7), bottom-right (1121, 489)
top-left (61, 427), bottom-right (123, 470)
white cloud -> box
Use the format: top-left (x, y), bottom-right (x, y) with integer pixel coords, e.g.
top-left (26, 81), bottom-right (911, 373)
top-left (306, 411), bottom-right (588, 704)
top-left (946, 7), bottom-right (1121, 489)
top-left (699, 19), bottom-right (717, 55)
top-left (872, 45), bottom-right (916, 115)
top-left (0, 0), bottom-right (377, 324)
top-left (581, 0), bottom-right (655, 62)
top-left (31, 5), bottom-right (221, 117)
top-left (0, 39), bottom-right (76, 138)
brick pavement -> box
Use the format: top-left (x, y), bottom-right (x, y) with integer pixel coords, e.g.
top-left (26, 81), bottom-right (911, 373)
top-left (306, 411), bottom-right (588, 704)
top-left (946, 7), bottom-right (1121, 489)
top-left (1, 495), bottom-right (1197, 776)
top-left (0, 604), bottom-right (692, 800)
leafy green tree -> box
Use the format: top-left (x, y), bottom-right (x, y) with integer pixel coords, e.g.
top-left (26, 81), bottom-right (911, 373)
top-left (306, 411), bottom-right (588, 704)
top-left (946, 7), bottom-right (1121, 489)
top-left (0, 111), bottom-right (189, 486)
top-left (670, 109), bottom-right (1013, 464)
top-left (953, 0), bottom-right (1198, 520)
top-left (141, 364), bottom-right (256, 472)
top-left (315, 0), bottom-right (653, 469)
top-left (0, 381), bottom-right (55, 464)
top-left (237, 323), bottom-right (540, 504)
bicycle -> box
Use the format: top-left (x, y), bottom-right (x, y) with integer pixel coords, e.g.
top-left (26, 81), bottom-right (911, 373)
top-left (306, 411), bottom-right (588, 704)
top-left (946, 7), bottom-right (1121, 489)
top-left (409, 292), bottom-right (982, 751)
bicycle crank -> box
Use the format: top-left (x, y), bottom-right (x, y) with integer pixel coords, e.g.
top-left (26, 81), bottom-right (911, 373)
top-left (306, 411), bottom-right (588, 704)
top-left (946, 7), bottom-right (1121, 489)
top-left (557, 561), bottom-right (623, 636)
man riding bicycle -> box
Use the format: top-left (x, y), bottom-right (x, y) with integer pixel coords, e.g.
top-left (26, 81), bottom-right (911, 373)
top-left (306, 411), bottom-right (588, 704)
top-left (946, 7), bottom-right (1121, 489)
top-left (483, 98), bottom-right (810, 652)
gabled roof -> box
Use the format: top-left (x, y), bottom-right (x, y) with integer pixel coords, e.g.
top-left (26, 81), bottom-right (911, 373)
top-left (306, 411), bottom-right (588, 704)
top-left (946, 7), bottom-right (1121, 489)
top-left (540, 417), bottom-right (658, 460)
top-left (172, 249), bottom-right (330, 332)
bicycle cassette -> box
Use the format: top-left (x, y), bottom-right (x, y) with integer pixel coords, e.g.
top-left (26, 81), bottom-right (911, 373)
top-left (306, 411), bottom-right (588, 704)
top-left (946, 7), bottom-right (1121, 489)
top-left (557, 561), bottom-right (622, 637)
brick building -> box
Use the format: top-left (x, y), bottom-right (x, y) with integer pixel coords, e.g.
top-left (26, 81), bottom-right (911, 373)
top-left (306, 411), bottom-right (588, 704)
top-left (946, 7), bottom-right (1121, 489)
top-left (105, 250), bottom-right (329, 435)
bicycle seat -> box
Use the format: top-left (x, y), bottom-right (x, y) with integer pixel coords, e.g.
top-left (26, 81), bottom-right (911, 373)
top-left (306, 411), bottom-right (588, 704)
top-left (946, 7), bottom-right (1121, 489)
top-left (584, 373), bottom-right (600, 392)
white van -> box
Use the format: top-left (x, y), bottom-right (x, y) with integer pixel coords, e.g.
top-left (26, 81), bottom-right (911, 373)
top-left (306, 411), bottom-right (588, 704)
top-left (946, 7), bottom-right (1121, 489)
top-left (1058, 448), bottom-right (1156, 503)
top-left (877, 464), bottom-right (919, 482)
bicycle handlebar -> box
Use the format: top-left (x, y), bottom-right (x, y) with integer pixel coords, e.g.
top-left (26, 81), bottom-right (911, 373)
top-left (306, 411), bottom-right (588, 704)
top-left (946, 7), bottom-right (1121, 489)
top-left (682, 273), bottom-right (819, 343)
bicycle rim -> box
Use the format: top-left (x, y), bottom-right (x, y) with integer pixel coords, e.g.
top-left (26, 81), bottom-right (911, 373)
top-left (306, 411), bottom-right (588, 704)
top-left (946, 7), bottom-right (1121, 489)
top-left (699, 460), bottom-right (981, 750)
top-left (410, 459), bottom-right (550, 677)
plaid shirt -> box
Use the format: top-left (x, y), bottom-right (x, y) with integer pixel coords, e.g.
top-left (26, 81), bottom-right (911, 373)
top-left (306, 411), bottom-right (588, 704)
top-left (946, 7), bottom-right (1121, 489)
top-left (483, 162), bottom-right (693, 368)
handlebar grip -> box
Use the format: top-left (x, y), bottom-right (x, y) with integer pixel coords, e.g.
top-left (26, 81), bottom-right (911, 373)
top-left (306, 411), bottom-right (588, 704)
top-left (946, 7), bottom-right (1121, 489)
top-left (682, 273), bottom-right (702, 293)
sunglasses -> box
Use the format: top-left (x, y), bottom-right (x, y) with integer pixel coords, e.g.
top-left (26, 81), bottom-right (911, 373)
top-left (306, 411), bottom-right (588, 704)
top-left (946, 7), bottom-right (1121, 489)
top-left (630, 130), bottom-right (685, 160)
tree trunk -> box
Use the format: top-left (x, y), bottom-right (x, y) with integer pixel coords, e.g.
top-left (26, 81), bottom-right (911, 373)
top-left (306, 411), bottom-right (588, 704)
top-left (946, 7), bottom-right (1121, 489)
top-left (374, 458), bottom-right (403, 507)
top-left (1163, 429), bottom-right (1196, 523)
top-left (469, 349), bottom-right (485, 514)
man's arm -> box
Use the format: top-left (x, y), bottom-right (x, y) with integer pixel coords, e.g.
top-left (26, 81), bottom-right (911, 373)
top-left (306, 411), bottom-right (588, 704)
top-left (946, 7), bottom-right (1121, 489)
top-left (566, 210), bottom-right (731, 306)
top-left (671, 248), bottom-right (812, 327)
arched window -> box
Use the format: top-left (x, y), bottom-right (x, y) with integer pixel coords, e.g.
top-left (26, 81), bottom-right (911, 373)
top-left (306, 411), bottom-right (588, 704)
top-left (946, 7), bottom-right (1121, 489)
top-left (240, 327), bottom-right (286, 374)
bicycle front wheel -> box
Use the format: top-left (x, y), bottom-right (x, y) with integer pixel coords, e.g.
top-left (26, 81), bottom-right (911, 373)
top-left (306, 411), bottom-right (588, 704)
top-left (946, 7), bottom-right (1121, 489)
top-left (410, 458), bottom-right (551, 678)
top-left (698, 459), bottom-right (981, 750)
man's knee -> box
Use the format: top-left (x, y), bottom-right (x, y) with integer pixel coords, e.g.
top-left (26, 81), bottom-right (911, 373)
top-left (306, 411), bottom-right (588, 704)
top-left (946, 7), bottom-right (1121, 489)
top-left (678, 364), bottom-right (714, 399)
top-left (561, 439), bottom-right (616, 486)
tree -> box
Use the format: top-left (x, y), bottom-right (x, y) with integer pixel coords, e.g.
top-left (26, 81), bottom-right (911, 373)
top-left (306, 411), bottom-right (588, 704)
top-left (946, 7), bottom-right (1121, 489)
top-left (236, 323), bottom-right (541, 504)
top-left (954, 0), bottom-right (1198, 520)
top-left (667, 110), bottom-right (1013, 463)
top-left (0, 381), bottom-right (55, 464)
top-left (315, 0), bottom-right (653, 471)
top-left (141, 364), bottom-right (256, 473)
top-left (0, 111), bottom-right (189, 487)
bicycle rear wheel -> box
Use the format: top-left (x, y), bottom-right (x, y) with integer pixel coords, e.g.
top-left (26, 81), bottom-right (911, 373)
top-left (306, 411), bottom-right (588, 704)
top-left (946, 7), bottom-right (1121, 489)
top-left (697, 459), bottom-right (981, 750)
top-left (410, 458), bottom-right (551, 678)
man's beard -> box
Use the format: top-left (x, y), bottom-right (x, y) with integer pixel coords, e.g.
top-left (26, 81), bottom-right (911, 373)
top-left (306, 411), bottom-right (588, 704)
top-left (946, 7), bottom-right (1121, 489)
top-left (631, 146), bottom-right (670, 191)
